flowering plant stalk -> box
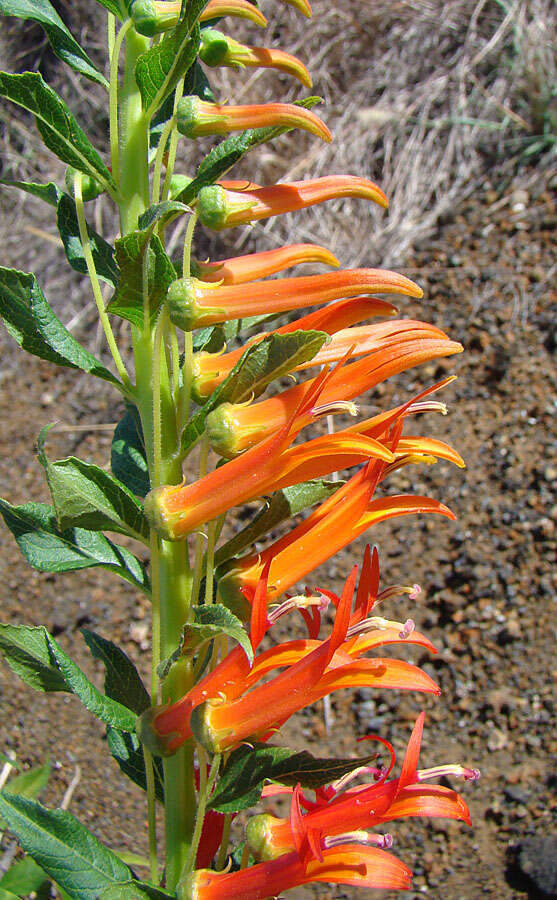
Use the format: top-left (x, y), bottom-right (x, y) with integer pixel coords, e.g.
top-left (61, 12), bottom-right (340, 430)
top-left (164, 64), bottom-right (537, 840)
top-left (0, 1), bottom-right (478, 897)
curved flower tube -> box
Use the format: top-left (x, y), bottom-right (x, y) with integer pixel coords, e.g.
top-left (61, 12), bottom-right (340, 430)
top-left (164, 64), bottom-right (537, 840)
top-left (145, 0), bottom-right (269, 31)
top-left (195, 243), bottom-right (340, 285)
top-left (195, 175), bottom-right (389, 230)
top-left (199, 28), bottom-right (313, 88)
top-left (207, 334), bottom-right (463, 455)
top-left (183, 843), bottom-right (412, 899)
top-left (167, 268), bottom-right (420, 331)
top-left (177, 98), bottom-right (332, 142)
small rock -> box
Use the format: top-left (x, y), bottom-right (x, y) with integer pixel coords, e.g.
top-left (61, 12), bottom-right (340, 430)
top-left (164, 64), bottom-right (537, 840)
top-left (487, 727), bottom-right (508, 752)
top-left (518, 834), bottom-right (557, 897)
top-left (129, 621), bottom-right (149, 649)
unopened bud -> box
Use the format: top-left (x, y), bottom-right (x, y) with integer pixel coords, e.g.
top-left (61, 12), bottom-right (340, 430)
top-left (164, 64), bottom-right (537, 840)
top-left (167, 277), bottom-right (225, 331)
top-left (196, 184), bottom-right (257, 231)
top-left (65, 167), bottom-right (103, 201)
top-left (129, 0), bottom-right (176, 36)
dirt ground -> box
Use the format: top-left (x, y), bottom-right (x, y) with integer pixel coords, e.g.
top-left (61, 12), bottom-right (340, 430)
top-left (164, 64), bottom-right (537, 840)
top-left (0, 1), bottom-right (556, 896)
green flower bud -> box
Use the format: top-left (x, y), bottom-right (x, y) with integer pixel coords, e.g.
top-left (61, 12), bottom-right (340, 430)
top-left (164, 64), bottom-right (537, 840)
top-left (64, 167), bottom-right (103, 201)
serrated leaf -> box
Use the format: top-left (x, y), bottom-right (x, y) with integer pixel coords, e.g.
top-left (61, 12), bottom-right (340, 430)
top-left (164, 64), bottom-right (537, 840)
top-left (3, 763), bottom-right (51, 802)
top-left (0, 178), bottom-right (63, 207)
top-left (158, 604), bottom-right (252, 680)
top-left (111, 409), bottom-right (150, 498)
top-left (57, 194), bottom-right (119, 286)
top-left (0, 0), bottom-right (107, 87)
top-left (215, 478), bottom-right (343, 565)
top-left (107, 230), bottom-right (176, 329)
top-left (38, 439), bottom-right (150, 543)
top-left (106, 728), bottom-right (164, 803)
top-left (0, 856), bottom-right (50, 898)
top-left (0, 793), bottom-right (131, 900)
top-left (0, 500), bottom-right (150, 593)
top-left (0, 267), bottom-right (120, 385)
top-left (135, 0), bottom-right (204, 116)
top-left (209, 744), bottom-right (380, 813)
top-left (100, 881), bottom-right (174, 900)
top-left (179, 330), bottom-right (327, 455)
top-left (81, 629), bottom-right (150, 715)
top-left (0, 623), bottom-right (137, 731)
top-left (0, 73), bottom-right (115, 195)
top-left (177, 97), bottom-right (323, 205)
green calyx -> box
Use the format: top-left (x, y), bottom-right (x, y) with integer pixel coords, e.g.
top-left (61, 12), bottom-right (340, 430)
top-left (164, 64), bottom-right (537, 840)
top-left (129, 0), bottom-right (175, 36)
top-left (198, 28), bottom-right (232, 67)
top-left (143, 485), bottom-right (182, 541)
top-left (135, 706), bottom-right (181, 757)
top-left (190, 701), bottom-right (221, 753)
top-left (65, 167), bottom-right (104, 201)
top-left (205, 403), bottom-right (242, 458)
top-left (196, 184), bottom-right (257, 231)
top-left (167, 277), bottom-right (222, 331)
top-left (216, 565), bottom-right (252, 621)
top-left (246, 814), bottom-right (280, 861)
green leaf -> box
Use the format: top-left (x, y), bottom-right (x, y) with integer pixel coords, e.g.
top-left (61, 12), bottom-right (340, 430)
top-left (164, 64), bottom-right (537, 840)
top-left (0, 500), bottom-right (150, 593)
top-left (57, 194), bottom-right (119, 286)
top-left (137, 200), bottom-right (189, 232)
top-left (0, 624), bottom-right (137, 731)
top-left (38, 439), bottom-right (150, 543)
top-left (209, 744), bottom-right (380, 814)
top-left (158, 604), bottom-right (252, 680)
top-left (94, 0), bottom-right (123, 17)
top-left (0, 267), bottom-right (120, 385)
top-left (0, 178), bottom-right (62, 207)
top-left (0, 0), bottom-right (108, 87)
top-left (0, 793), bottom-right (131, 900)
top-left (0, 73), bottom-right (115, 195)
top-left (215, 478), bottom-right (343, 565)
top-left (99, 881), bottom-right (174, 900)
top-left (177, 97), bottom-right (323, 205)
top-left (0, 887), bottom-right (22, 900)
top-left (191, 314), bottom-right (276, 353)
top-left (107, 230), bottom-right (176, 329)
top-left (111, 408), bottom-right (150, 498)
top-left (81, 629), bottom-right (150, 715)
top-left (179, 330), bottom-right (327, 455)
top-left (135, 0), bottom-right (203, 116)
top-left (0, 856), bottom-right (50, 898)
top-left (106, 728), bottom-right (164, 803)
top-left (4, 763), bottom-right (51, 802)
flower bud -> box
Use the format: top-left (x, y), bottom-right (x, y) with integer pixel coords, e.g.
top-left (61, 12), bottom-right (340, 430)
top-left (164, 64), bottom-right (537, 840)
top-left (129, 0), bottom-right (174, 36)
top-left (65, 167), bottom-right (103, 201)
top-left (199, 28), bottom-right (312, 87)
top-left (177, 96), bottom-right (331, 141)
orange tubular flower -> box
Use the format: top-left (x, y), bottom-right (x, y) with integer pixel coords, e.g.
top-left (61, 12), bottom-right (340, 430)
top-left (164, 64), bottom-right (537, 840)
top-left (246, 713), bottom-right (478, 862)
top-left (217, 460), bottom-right (456, 614)
top-left (144, 369), bottom-right (395, 540)
top-left (207, 332), bottom-right (463, 456)
top-left (145, 550), bottom-right (438, 755)
top-left (148, 0), bottom-right (268, 30)
top-left (196, 175), bottom-right (388, 230)
top-left (167, 267), bottom-right (420, 331)
top-left (177, 98), bottom-right (332, 142)
top-left (184, 843), bottom-right (411, 898)
top-left (191, 296), bottom-right (398, 401)
top-left (191, 564), bottom-right (440, 753)
top-left (195, 242), bottom-right (340, 285)
top-left (199, 28), bottom-right (313, 87)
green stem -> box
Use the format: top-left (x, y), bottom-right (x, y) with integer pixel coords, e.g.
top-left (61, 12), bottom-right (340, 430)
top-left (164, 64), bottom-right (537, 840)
top-left (152, 114), bottom-right (176, 205)
top-left (119, 27), bottom-right (150, 234)
top-left (73, 175), bottom-right (132, 392)
top-left (180, 753), bottom-right (221, 881)
top-left (109, 18), bottom-right (132, 184)
top-left (160, 77), bottom-right (186, 201)
top-left (142, 747), bottom-right (159, 884)
top-left (215, 813), bottom-right (233, 870)
top-left (204, 519), bottom-right (217, 606)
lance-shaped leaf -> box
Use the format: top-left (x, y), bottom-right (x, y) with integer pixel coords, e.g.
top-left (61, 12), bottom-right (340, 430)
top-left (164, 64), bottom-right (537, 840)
top-left (158, 604), bottom-right (252, 681)
top-left (0, 500), bottom-right (150, 593)
top-left (106, 727), bottom-right (164, 803)
top-left (0, 0), bottom-right (108, 87)
top-left (215, 478), bottom-right (343, 566)
top-left (179, 330), bottom-right (327, 455)
top-left (107, 230), bottom-right (176, 329)
top-left (0, 793), bottom-right (131, 900)
top-left (137, 199), bottom-right (190, 232)
top-left (0, 624), bottom-right (137, 731)
top-left (0, 268), bottom-right (120, 385)
top-left (1, 763), bottom-right (51, 804)
top-left (0, 73), bottom-right (115, 195)
top-left (100, 881), bottom-right (174, 900)
top-left (94, 0), bottom-right (123, 17)
top-left (0, 178), bottom-right (63, 208)
top-left (81, 630), bottom-right (150, 716)
top-left (135, 0), bottom-right (205, 117)
top-left (209, 743), bottom-right (381, 814)
top-left (192, 313), bottom-right (278, 353)
top-left (56, 194), bottom-right (119, 286)
top-left (177, 97), bottom-right (322, 205)
top-left (0, 856), bottom-right (50, 898)
top-left (38, 439), bottom-right (150, 543)
top-left (111, 408), bottom-right (150, 498)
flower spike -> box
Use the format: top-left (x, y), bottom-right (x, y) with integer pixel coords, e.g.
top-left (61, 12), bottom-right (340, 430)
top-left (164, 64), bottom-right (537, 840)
top-left (177, 98), bottom-right (332, 142)
top-left (167, 268), bottom-right (420, 332)
top-left (197, 175), bottom-right (388, 230)
top-left (199, 28), bottom-right (313, 87)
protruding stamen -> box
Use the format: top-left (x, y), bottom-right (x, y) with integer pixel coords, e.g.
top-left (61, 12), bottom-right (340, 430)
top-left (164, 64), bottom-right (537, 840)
top-left (312, 400), bottom-right (359, 419)
top-left (418, 765), bottom-right (481, 782)
top-left (323, 830), bottom-right (392, 849)
top-left (329, 765), bottom-right (383, 797)
top-left (398, 618), bottom-right (415, 639)
top-left (407, 400), bottom-right (448, 416)
top-left (268, 593), bottom-right (326, 625)
top-left (376, 583), bottom-right (422, 604)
